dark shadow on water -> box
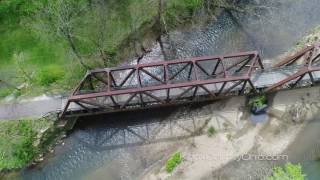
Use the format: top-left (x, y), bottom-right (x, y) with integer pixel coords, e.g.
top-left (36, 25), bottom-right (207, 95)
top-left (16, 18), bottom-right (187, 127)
top-left (21, 102), bottom-right (212, 180)
top-left (72, 102), bottom-right (211, 151)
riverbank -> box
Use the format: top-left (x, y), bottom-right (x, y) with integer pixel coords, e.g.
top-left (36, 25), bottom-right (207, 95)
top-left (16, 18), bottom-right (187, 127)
top-left (139, 24), bottom-right (320, 180)
top-left (141, 84), bottom-right (320, 180)
top-left (0, 114), bottom-right (67, 179)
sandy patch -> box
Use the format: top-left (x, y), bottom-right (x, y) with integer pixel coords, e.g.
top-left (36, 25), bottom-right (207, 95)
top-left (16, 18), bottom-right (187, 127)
top-left (141, 86), bottom-right (320, 180)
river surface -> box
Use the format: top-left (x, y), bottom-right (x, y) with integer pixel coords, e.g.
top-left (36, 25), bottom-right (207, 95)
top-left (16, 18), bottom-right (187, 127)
top-left (21, 0), bottom-right (320, 179)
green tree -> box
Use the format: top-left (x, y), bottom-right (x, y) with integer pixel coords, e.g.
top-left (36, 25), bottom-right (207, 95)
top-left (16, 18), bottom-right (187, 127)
top-left (267, 163), bottom-right (306, 180)
top-left (0, 0), bottom-right (39, 23)
top-left (32, 0), bottom-right (90, 69)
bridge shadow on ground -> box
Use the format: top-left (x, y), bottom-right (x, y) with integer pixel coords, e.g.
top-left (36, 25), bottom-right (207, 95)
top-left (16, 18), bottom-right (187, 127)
top-left (72, 102), bottom-right (212, 151)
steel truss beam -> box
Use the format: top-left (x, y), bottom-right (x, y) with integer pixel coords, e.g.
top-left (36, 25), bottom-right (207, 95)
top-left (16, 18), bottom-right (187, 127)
top-left (59, 43), bottom-right (320, 119)
top-left (60, 51), bottom-right (263, 118)
top-left (265, 43), bottom-right (320, 92)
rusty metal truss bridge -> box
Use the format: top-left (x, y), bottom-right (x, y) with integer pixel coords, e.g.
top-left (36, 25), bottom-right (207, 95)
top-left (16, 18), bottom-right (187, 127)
top-left (60, 43), bottom-right (320, 118)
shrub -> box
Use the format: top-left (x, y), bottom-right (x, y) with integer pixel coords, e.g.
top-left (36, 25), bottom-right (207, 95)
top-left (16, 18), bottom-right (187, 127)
top-left (36, 65), bottom-right (65, 86)
top-left (164, 0), bottom-right (203, 27)
top-left (165, 151), bottom-right (182, 173)
top-left (249, 95), bottom-right (267, 109)
top-left (0, 88), bottom-right (12, 98)
top-left (267, 162), bottom-right (306, 180)
top-left (207, 126), bottom-right (216, 137)
top-left (12, 121), bottom-right (37, 165)
top-left (12, 136), bottom-right (37, 166)
top-left (0, 120), bottom-right (38, 170)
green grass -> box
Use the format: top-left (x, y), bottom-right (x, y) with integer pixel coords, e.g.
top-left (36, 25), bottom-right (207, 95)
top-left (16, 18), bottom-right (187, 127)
top-left (36, 65), bottom-right (65, 86)
top-left (0, 0), bottom-right (205, 99)
top-left (0, 119), bottom-right (53, 170)
top-left (267, 162), bottom-right (306, 180)
top-left (0, 0), bottom-right (157, 98)
top-left (0, 25), bottom-right (83, 97)
top-left (165, 151), bottom-right (182, 173)
top-left (0, 27), bottom-right (66, 66)
top-left (0, 88), bottom-right (12, 98)
top-left (207, 126), bottom-right (216, 137)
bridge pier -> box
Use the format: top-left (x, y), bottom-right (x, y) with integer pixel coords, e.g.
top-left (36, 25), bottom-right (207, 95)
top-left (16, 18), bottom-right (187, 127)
top-left (57, 116), bottom-right (78, 131)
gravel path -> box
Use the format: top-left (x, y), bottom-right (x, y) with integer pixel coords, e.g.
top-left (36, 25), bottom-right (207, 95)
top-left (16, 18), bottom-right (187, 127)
top-left (0, 95), bottom-right (65, 120)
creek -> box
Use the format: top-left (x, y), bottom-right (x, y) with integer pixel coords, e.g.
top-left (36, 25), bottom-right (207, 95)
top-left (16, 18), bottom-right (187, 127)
top-left (21, 0), bottom-right (320, 179)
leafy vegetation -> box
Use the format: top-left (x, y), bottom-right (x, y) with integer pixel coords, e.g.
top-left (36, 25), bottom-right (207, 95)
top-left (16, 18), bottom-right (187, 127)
top-left (249, 94), bottom-right (267, 109)
top-left (267, 162), bottom-right (306, 180)
top-left (163, 0), bottom-right (203, 27)
top-left (207, 126), bottom-right (216, 137)
top-left (0, 0), bottom-right (245, 100)
top-left (36, 65), bottom-right (65, 86)
top-left (0, 88), bottom-right (12, 98)
top-left (0, 0), bottom-right (208, 99)
top-left (165, 151), bottom-right (182, 173)
top-left (0, 0), bottom-right (38, 24)
top-left (0, 119), bottom-right (53, 170)
top-left (0, 25), bottom-right (74, 96)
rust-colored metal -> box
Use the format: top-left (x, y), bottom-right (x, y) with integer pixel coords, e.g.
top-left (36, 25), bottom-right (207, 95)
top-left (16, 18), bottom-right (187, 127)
top-left (273, 45), bottom-right (315, 68)
top-left (265, 43), bottom-right (320, 92)
top-left (61, 51), bottom-right (263, 118)
top-left (60, 43), bottom-right (320, 119)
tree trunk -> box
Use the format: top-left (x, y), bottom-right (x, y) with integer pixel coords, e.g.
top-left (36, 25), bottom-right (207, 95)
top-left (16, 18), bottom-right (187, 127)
top-left (63, 28), bottom-right (90, 70)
